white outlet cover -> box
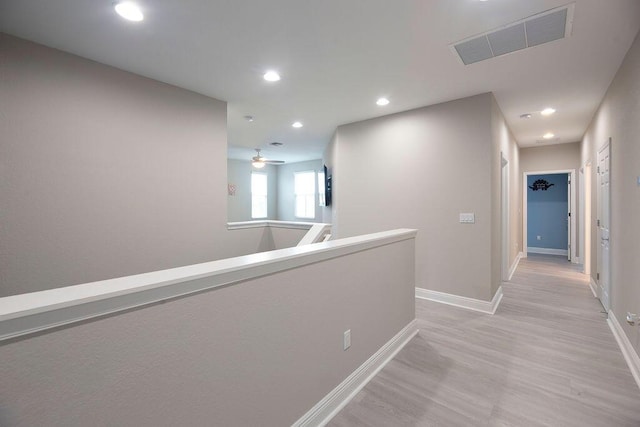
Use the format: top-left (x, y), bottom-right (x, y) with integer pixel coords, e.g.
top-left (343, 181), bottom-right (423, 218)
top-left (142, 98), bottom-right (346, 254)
top-left (459, 213), bottom-right (475, 224)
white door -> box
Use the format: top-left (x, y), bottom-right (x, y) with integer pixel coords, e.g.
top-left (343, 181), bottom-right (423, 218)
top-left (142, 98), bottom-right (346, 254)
top-left (567, 174), bottom-right (571, 262)
top-left (597, 142), bottom-right (611, 310)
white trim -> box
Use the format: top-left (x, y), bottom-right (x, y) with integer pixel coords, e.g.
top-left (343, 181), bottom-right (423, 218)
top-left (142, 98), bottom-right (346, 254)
top-left (0, 229), bottom-right (417, 341)
top-left (297, 223), bottom-right (332, 246)
top-left (523, 169), bottom-right (577, 263)
top-left (292, 319), bottom-right (419, 427)
top-left (588, 277), bottom-right (598, 298)
top-left (508, 252), bottom-right (523, 281)
top-left (415, 286), bottom-right (503, 315)
top-left (227, 220), bottom-right (326, 230)
top-left (607, 311), bottom-right (640, 391)
top-left (527, 247), bottom-right (568, 256)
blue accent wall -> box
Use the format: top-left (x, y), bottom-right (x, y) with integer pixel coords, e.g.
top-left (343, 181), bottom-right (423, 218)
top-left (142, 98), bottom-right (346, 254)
top-left (527, 173), bottom-right (568, 250)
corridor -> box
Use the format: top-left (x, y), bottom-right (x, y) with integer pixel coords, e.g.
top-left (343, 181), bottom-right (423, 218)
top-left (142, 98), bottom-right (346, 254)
top-left (330, 254), bottom-right (640, 426)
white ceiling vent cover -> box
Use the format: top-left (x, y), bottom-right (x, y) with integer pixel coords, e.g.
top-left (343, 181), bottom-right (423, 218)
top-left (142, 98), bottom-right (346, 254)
top-left (452, 3), bottom-right (574, 65)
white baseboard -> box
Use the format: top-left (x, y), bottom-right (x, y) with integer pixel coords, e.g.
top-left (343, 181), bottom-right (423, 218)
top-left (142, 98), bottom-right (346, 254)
top-left (508, 252), bottom-right (523, 281)
top-left (607, 311), bottom-right (640, 391)
top-left (415, 286), bottom-right (503, 315)
top-left (588, 277), bottom-right (598, 298)
top-left (292, 319), bottom-right (419, 427)
top-left (527, 247), bottom-right (568, 256)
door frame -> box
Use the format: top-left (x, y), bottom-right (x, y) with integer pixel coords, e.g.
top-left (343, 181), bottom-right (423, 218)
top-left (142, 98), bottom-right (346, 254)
top-left (522, 169), bottom-right (577, 262)
top-left (501, 153), bottom-right (510, 281)
top-left (596, 140), bottom-right (611, 310)
top-left (579, 162), bottom-right (592, 275)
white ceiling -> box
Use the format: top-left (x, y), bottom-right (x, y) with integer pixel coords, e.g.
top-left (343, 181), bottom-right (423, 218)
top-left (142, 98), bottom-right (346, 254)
top-left (1, 0), bottom-right (639, 163)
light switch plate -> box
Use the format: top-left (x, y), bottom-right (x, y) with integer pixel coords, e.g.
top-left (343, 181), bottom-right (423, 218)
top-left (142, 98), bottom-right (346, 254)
top-left (459, 213), bottom-right (475, 224)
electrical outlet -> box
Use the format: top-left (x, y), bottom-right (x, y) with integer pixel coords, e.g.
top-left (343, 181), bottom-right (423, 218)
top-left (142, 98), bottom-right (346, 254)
top-left (459, 213), bottom-right (475, 224)
top-left (537, 235), bottom-right (541, 241)
top-left (343, 329), bottom-right (351, 350)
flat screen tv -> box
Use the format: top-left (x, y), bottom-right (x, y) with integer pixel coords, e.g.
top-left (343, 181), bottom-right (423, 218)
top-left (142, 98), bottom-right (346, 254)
top-left (324, 165), bottom-right (332, 207)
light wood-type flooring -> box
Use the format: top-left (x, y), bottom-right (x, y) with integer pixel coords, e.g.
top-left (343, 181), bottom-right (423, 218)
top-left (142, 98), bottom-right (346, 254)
top-left (329, 254), bottom-right (640, 426)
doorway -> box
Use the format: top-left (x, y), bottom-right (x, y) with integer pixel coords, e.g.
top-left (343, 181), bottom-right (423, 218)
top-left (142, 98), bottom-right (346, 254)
top-left (596, 140), bottom-right (611, 310)
top-left (501, 154), bottom-right (509, 281)
top-left (579, 162), bottom-right (592, 277)
top-left (523, 169), bottom-right (577, 262)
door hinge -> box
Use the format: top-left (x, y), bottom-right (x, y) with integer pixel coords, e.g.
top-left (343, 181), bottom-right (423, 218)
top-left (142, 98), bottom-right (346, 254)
top-left (597, 273), bottom-right (600, 280)
top-left (597, 166), bottom-right (600, 173)
top-left (597, 219), bottom-right (601, 226)
top-left (568, 212), bottom-right (571, 217)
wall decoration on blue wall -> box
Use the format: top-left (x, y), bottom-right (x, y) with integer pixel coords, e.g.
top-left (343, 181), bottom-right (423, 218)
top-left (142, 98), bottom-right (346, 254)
top-left (529, 179), bottom-right (555, 191)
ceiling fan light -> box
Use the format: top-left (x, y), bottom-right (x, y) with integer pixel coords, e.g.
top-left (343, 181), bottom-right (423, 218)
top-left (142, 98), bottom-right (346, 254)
top-left (114, 1), bottom-right (144, 21)
top-left (252, 160), bottom-right (265, 168)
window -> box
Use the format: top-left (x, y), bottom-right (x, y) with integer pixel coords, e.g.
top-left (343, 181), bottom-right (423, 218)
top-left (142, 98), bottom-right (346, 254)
top-left (294, 171), bottom-right (316, 219)
top-left (251, 172), bottom-right (267, 219)
top-left (318, 171), bottom-right (326, 207)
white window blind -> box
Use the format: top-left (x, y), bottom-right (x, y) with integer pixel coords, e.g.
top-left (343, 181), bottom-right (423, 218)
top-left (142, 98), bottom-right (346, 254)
top-left (295, 171), bottom-right (316, 219)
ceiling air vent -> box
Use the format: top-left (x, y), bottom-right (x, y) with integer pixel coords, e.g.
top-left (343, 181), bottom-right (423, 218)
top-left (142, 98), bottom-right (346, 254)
top-left (451, 3), bottom-right (574, 65)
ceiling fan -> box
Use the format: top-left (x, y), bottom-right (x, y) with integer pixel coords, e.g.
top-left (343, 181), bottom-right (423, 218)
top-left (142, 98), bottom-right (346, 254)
top-left (252, 148), bottom-right (284, 168)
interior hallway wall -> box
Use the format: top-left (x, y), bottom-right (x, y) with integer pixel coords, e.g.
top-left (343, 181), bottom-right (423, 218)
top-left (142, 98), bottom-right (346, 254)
top-left (329, 93), bottom-right (500, 301)
top-left (0, 34), bottom-right (232, 296)
top-left (581, 30), bottom-right (640, 355)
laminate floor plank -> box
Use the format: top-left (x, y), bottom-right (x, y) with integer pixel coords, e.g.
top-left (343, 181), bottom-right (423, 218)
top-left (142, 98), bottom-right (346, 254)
top-left (328, 254), bottom-right (640, 426)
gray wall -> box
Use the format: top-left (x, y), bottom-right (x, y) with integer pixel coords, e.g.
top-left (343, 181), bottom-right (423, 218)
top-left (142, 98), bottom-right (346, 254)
top-left (329, 93), bottom-right (504, 301)
top-left (227, 159), bottom-right (278, 222)
top-left (581, 30), bottom-right (640, 355)
top-left (277, 159), bottom-right (324, 222)
top-left (0, 236), bottom-right (416, 427)
top-left (0, 34), bottom-right (231, 296)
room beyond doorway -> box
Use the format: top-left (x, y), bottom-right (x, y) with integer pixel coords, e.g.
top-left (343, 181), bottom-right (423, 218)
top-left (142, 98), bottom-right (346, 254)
top-left (522, 169), bottom-right (577, 263)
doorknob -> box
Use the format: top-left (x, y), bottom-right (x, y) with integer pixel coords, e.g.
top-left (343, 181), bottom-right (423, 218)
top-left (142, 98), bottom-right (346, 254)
top-left (627, 312), bottom-right (639, 326)
top-left (601, 237), bottom-right (609, 241)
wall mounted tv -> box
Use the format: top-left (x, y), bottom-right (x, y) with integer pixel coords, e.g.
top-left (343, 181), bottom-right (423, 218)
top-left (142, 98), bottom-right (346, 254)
top-left (324, 165), bottom-right (332, 206)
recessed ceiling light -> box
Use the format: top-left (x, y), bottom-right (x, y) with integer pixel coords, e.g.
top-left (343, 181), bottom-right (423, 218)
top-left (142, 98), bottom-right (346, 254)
top-left (114, 1), bottom-right (144, 22)
top-left (244, 115), bottom-right (254, 122)
top-left (292, 121), bottom-right (303, 128)
top-left (520, 113), bottom-right (532, 119)
top-left (541, 107), bottom-right (556, 116)
top-left (270, 142), bottom-right (284, 147)
top-left (543, 132), bottom-right (555, 139)
top-left (376, 97), bottom-right (390, 106)
top-left (263, 71), bottom-right (281, 82)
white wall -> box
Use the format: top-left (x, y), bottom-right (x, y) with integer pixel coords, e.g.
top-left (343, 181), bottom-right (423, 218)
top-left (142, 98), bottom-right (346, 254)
top-left (227, 159), bottom-right (278, 222)
top-left (277, 159), bottom-right (324, 222)
top-left (581, 31), bottom-right (640, 355)
top-left (0, 233), bottom-right (416, 426)
top-left (0, 34), bottom-right (232, 297)
top-left (329, 93), bottom-right (498, 301)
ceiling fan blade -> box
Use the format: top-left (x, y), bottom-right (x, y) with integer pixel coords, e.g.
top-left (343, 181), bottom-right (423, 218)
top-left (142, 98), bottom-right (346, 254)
top-left (263, 160), bottom-right (285, 164)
